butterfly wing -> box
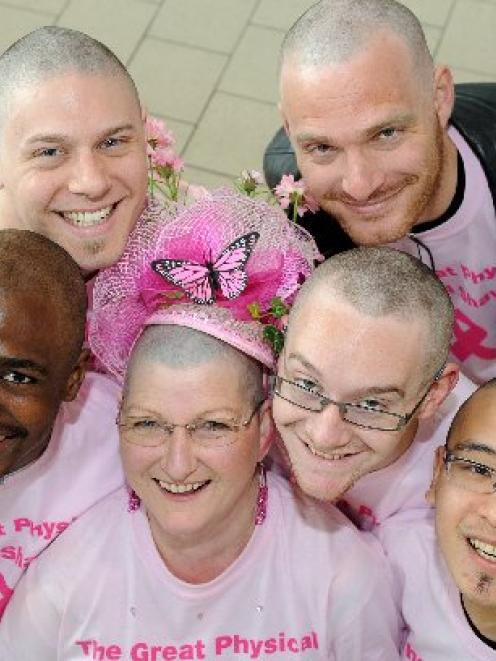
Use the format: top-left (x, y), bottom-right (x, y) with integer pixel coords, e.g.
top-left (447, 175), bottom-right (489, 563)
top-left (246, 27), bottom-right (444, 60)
top-left (213, 232), bottom-right (260, 299)
top-left (152, 259), bottom-right (214, 304)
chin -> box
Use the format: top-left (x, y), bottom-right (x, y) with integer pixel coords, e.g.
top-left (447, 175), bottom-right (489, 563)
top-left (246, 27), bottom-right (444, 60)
top-left (292, 469), bottom-right (353, 503)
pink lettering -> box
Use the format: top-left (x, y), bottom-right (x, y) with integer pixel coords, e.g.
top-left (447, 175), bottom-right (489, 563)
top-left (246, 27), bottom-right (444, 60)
top-left (452, 309), bottom-right (496, 361)
top-left (129, 642), bottom-right (204, 661)
top-left (404, 641), bottom-right (423, 661)
top-left (0, 572), bottom-right (13, 618)
top-left (14, 518), bottom-right (31, 533)
top-left (436, 266), bottom-right (457, 278)
top-left (75, 640), bottom-right (122, 659)
top-left (287, 638), bottom-right (299, 652)
top-left (460, 264), bottom-right (496, 284)
top-left (215, 636), bottom-right (232, 655)
top-left (0, 524), bottom-right (6, 536)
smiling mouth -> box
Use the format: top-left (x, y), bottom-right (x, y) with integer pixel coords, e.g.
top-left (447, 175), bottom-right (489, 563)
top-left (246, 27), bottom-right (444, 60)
top-left (153, 478), bottom-right (210, 495)
top-left (57, 203), bottom-right (118, 227)
top-left (469, 538), bottom-right (496, 562)
top-left (303, 440), bottom-right (358, 461)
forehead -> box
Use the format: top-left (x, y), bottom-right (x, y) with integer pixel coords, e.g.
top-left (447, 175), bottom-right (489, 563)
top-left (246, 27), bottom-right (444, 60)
top-left (285, 293), bottom-right (427, 390)
top-left (449, 390), bottom-right (496, 454)
top-left (0, 287), bottom-right (66, 360)
top-left (3, 70), bottom-right (141, 142)
top-left (280, 34), bottom-right (427, 139)
top-left (124, 355), bottom-right (248, 409)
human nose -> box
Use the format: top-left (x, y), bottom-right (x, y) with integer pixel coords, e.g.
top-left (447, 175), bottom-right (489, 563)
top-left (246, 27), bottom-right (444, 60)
top-left (340, 149), bottom-right (385, 201)
top-left (159, 427), bottom-right (197, 480)
top-left (68, 149), bottom-right (111, 199)
top-left (305, 402), bottom-right (351, 450)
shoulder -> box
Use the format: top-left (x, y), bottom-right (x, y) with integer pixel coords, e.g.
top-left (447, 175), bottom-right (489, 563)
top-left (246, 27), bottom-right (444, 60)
top-left (378, 511), bottom-right (436, 571)
top-left (59, 371), bottom-right (120, 428)
top-left (269, 472), bottom-right (388, 574)
top-left (32, 489), bottom-right (128, 573)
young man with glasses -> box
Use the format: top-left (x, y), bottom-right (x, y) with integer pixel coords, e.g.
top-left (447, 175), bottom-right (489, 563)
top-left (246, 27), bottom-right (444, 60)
top-left (379, 380), bottom-right (496, 658)
top-left (272, 246), bottom-right (476, 530)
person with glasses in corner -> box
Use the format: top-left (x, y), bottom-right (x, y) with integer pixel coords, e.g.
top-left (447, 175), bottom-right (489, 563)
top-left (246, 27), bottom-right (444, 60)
top-left (0, 191), bottom-right (399, 660)
top-left (379, 380), bottom-right (496, 659)
top-left (272, 247), bottom-right (476, 531)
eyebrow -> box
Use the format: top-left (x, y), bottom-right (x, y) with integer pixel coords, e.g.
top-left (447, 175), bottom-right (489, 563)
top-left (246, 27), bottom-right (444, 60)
top-left (295, 113), bottom-right (416, 146)
top-left (451, 440), bottom-right (496, 457)
top-left (24, 123), bottom-right (138, 146)
top-left (0, 357), bottom-right (47, 375)
top-left (285, 352), bottom-right (404, 398)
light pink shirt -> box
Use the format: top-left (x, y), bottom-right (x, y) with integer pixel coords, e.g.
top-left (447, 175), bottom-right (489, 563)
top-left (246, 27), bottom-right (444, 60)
top-left (0, 372), bottom-right (123, 618)
top-left (379, 513), bottom-right (496, 660)
top-left (389, 127), bottom-right (496, 384)
top-left (338, 373), bottom-right (475, 531)
top-left (0, 473), bottom-right (400, 660)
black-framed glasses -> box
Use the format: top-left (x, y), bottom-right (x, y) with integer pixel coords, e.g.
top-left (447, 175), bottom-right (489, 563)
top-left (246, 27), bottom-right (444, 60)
top-left (444, 452), bottom-right (496, 494)
top-left (272, 368), bottom-right (443, 432)
top-left (118, 399), bottom-right (265, 449)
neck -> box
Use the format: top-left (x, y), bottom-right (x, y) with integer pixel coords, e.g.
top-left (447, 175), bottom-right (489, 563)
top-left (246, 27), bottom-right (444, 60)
top-left (150, 477), bottom-right (259, 584)
top-left (463, 594), bottom-right (496, 642)
top-left (415, 131), bottom-right (458, 225)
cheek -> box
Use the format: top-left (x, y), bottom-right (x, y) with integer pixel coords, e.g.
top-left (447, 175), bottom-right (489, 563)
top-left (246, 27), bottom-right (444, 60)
top-left (13, 171), bottom-right (60, 215)
top-left (119, 442), bottom-right (157, 483)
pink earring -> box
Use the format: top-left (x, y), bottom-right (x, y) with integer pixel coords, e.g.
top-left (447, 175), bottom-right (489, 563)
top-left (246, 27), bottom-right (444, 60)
top-left (127, 487), bottom-right (141, 513)
top-left (255, 463), bottom-right (268, 525)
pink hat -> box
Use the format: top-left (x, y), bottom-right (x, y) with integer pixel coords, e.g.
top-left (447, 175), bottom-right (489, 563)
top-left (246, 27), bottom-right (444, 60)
top-left (88, 189), bottom-right (321, 381)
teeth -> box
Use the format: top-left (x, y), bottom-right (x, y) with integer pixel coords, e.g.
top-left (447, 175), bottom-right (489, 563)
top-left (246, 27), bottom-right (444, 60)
top-left (306, 442), bottom-right (350, 460)
top-left (62, 206), bottom-right (113, 226)
top-left (470, 538), bottom-right (496, 560)
top-left (158, 480), bottom-right (206, 494)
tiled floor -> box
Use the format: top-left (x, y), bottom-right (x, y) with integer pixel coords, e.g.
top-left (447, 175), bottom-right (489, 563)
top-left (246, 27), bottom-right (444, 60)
top-left (1, 0), bottom-right (495, 189)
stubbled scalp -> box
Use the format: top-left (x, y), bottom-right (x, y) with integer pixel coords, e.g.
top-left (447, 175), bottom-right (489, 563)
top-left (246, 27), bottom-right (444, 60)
top-left (0, 229), bottom-right (87, 366)
top-left (125, 325), bottom-right (264, 406)
top-left (289, 246), bottom-right (454, 377)
top-left (280, 0), bottom-right (433, 88)
top-left (0, 26), bottom-right (140, 132)
top-left (446, 378), bottom-right (496, 447)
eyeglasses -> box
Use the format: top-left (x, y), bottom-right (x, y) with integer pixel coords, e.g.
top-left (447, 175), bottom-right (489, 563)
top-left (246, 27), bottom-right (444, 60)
top-left (272, 369), bottom-right (443, 432)
top-left (444, 452), bottom-right (496, 494)
top-left (117, 399), bottom-right (265, 449)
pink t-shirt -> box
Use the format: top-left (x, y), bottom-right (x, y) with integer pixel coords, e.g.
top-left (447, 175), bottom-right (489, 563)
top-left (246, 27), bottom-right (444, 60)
top-left (0, 473), bottom-right (400, 660)
top-left (388, 127), bottom-right (496, 384)
top-left (338, 373), bottom-right (475, 531)
top-left (0, 372), bottom-right (123, 618)
top-left (379, 512), bottom-right (496, 660)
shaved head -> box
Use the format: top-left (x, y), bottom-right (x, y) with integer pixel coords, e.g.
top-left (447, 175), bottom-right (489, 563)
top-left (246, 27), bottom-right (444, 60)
top-left (288, 247), bottom-right (453, 377)
top-left (126, 325), bottom-right (264, 406)
top-left (0, 229), bottom-right (86, 366)
top-left (281, 0), bottom-right (433, 88)
top-left (0, 26), bottom-right (140, 132)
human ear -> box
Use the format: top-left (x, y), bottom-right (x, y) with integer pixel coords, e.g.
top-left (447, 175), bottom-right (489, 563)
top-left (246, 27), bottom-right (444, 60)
top-left (426, 445), bottom-right (445, 504)
top-left (433, 65), bottom-right (455, 129)
top-left (257, 400), bottom-right (275, 461)
top-left (62, 348), bottom-right (90, 402)
top-left (418, 362), bottom-right (459, 421)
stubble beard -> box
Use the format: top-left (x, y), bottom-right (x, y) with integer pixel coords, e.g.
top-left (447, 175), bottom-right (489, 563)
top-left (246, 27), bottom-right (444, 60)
top-left (321, 118), bottom-right (446, 246)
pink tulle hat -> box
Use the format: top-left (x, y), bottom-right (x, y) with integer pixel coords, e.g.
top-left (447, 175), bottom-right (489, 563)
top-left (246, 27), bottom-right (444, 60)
top-left (88, 189), bottom-right (321, 381)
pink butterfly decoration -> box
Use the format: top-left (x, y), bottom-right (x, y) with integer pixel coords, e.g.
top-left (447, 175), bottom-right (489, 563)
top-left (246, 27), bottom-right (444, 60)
top-left (151, 232), bottom-right (260, 304)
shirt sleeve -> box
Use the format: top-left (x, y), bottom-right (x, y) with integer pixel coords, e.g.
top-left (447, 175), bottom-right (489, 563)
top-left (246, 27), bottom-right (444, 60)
top-left (0, 557), bottom-right (62, 660)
